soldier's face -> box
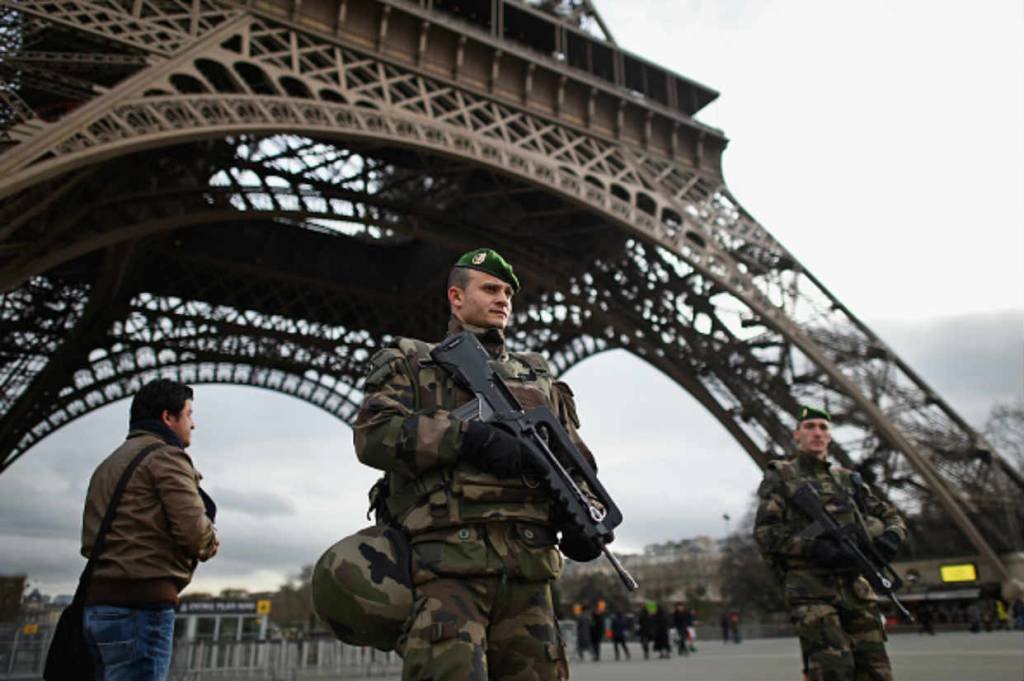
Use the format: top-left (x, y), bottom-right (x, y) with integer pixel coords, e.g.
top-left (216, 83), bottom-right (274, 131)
top-left (449, 270), bottom-right (514, 329)
top-left (793, 418), bottom-right (831, 458)
top-left (162, 399), bottom-right (195, 448)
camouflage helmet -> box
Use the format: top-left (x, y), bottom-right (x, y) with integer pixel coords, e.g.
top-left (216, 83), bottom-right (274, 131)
top-left (311, 525), bottom-right (413, 651)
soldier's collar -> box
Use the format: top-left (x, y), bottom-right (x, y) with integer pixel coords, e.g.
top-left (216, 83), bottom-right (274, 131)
top-left (446, 317), bottom-right (506, 359)
top-left (795, 450), bottom-right (831, 471)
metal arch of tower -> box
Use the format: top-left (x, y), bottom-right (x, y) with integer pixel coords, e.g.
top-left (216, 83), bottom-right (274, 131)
top-left (0, 0), bottom-right (1020, 579)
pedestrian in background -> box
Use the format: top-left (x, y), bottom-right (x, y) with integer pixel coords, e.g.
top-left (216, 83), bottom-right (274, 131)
top-left (653, 604), bottom-right (671, 659)
top-left (590, 606), bottom-right (605, 661)
top-left (637, 605), bottom-right (654, 659)
top-left (995, 599), bottom-right (1009, 630)
top-left (1012, 595), bottom-right (1024, 629)
top-left (729, 611), bottom-right (742, 643)
top-left (917, 604), bottom-right (935, 635)
top-left (576, 605), bottom-right (592, 661)
top-left (80, 378), bottom-right (219, 681)
top-left (672, 603), bottom-right (690, 656)
top-left (611, 611), bottom-right (630, 661)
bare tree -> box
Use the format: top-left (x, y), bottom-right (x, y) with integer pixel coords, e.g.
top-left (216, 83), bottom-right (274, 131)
top-left (983, 401), bottom-right (1024, 474)
top-left (718, 509), bottom-right (785, 614)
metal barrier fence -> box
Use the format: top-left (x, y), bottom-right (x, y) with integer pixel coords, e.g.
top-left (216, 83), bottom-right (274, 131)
top-left (1, 617), bottom-right (795, 680)
top-left (170, 639), bottom-right (400, 680)
top-left (0, 624), bottom-right (400, 681)
top-left (0, 624), bottom-right (48, 680)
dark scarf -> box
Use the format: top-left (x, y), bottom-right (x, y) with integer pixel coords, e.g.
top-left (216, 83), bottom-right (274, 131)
top-left (446, 317), bottom-right (506, 358)
top-left (129, 418), bottom-right (184, 449)
top-left (128, 418), bottom-right (217, 522)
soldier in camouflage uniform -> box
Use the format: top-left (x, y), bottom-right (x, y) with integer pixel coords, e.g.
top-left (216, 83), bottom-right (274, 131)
top-left (353, 248), bottom-right (596, 681)
top-left (754, 406), bottom-right (907, 681)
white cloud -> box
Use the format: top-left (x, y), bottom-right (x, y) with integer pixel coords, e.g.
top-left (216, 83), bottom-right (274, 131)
top-left (598, 0), bottom-right (1024, 321)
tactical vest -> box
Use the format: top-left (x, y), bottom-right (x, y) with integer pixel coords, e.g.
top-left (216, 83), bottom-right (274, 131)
top-left (767, 455), bottom-right (884, 603)
top-left (768, 456), bottom-right (871, 570)
top-left (375, 337), bottom-right (558, 536)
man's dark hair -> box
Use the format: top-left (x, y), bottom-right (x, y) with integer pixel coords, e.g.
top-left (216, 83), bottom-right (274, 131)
top-left (445, 267), bottom-right (471, 310)
top-left (130, 378), bottom-right (193, 423)
top-left (447, 266), bottom-right (471, 291)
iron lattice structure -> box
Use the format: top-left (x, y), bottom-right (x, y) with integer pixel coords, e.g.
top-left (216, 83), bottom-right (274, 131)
top-left (1, 0), bottom-right (1021, 574)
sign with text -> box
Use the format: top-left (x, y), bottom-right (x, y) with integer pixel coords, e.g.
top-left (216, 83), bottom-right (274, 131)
top-left (178, 599), bottom-right (262, 615)
top-left (939, 563), bottom-right (977, 583)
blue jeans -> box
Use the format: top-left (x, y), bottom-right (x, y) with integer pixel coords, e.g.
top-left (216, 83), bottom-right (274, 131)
top-left (82, 605), bottom-right (174, 681)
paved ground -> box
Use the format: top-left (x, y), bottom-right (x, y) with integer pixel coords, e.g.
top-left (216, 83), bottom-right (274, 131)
top-left (566, 631), bottom-right (1022, 681)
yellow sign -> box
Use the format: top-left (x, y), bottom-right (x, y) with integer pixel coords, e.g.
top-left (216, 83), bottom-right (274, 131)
top-left (22, 623), bottom-right (38, 635)
top-left (256, 599), bottom-right (271, 615)
top-left (939, 563), bottom-right (977, 583)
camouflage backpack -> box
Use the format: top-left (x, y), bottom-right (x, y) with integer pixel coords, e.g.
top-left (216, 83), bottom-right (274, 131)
top-left (311, 525), bottom-right (413, 651)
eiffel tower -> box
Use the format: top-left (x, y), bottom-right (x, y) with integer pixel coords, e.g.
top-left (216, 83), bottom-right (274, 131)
top-left (1, 0), bottom-right (1020, 581)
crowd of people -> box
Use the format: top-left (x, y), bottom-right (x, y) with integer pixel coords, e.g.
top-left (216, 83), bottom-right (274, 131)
top-left (913, 596), bottom-right (1024, 635)
top-left (573, 602), bottom-right (734, 662)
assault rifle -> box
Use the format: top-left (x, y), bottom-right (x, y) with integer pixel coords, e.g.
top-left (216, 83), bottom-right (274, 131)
top-left (430, 331), bottom-right (638, 591)
top-left (791, 483), bottom-right (914, 622)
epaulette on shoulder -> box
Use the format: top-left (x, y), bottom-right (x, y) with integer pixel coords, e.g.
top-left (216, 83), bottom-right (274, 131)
top-left (766, 456), bottom-right (798, 480)
top-left (552, 380), bottom-right (580, 428)
top-left (366, 347), bottom-right (405, 375)
top-left (369, 345), bottom-right (405, 366)
top-left (394, 337), bottom-right (436, 364)
top-left (758, 459), bottom-right (788, 497)
top-left (362, 346), bottom-right (407, 389)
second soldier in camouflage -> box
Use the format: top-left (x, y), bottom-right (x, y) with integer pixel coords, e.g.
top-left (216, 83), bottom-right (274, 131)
top-left (353, 248), bottom-right (596, 681)
top-left (754, 406), bottom-right (907, 681)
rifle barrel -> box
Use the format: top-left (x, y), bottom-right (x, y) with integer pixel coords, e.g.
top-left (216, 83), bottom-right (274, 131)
top-left (889, 593), bottom-right (915, 623)
top-left (603, 547), bottom-right (639, 591)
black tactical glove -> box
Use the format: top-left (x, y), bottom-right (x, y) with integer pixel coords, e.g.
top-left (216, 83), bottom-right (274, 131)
top-left (807, 536), bottom-right (854, 569)
top-left (461, 421), bottom-right (526, 478)
top-left (559, 529), bottom-right (605, 562)
top-left (873, 530), bottom-right (901, 562)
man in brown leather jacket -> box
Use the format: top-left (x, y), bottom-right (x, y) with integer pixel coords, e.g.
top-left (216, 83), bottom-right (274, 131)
top-left (80, 378), bottom-right (219, 681)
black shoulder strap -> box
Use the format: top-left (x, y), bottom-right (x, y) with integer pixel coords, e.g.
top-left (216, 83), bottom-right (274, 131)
top-left (74, 441), bottom-right (165, 603)
top-left (849, 471), bottom-right (869, 514)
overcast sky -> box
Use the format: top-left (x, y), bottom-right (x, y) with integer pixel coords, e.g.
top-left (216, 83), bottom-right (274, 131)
top-left (2, 0), bottom-right (1022, 597)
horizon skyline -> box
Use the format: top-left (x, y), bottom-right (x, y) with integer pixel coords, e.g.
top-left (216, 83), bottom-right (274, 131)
top-left (11, 529), bottom-right (741, 598)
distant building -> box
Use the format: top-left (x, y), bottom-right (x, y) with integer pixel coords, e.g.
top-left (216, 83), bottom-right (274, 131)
top-left (563, 535), bottom-right (725, 604)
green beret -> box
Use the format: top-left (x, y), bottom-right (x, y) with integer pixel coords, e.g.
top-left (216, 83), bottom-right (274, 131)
top-left (453, 248), bottom-right (520, 291)
top-left (797, 405), bottom-right (831, 423)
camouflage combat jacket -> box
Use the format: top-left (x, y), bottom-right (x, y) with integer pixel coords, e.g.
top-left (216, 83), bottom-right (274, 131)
top-left (353, 319), bottom-right (594, 583)
top-left (753, 452), bottom-right (907, 603)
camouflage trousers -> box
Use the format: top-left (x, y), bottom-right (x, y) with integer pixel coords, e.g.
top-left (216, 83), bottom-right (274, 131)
top-left (398, 576), bottom-right (568, 681)
top-left (790, 587), bottom-right (892, 681)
